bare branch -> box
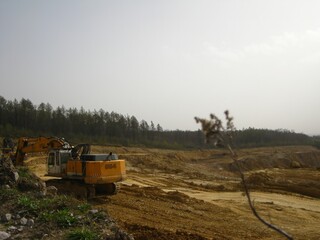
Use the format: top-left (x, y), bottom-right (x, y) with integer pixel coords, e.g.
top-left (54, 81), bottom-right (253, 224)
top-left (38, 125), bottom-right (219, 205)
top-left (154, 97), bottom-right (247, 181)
top-left (195, 111), bottom-right (293, 240)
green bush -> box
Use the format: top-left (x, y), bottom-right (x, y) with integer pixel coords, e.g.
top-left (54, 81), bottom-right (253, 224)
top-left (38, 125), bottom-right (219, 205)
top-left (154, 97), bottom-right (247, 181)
top-left (17, 167), bottom-right (32, 179)
top-left (66, 228), bottom-right (99, 240)
top-left (17, 195), bottom-right (39, 212)
top-left (40, 209), bottom-right (77, 227)
top-left (0, 187), bottom-right (19, 201)
top-left (77, 203), bottom-right (91, 213)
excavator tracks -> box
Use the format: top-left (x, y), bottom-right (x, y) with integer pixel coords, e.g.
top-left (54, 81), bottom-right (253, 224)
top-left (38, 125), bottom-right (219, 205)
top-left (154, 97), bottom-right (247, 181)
top-left (45, 179), bottom-right (119, 199)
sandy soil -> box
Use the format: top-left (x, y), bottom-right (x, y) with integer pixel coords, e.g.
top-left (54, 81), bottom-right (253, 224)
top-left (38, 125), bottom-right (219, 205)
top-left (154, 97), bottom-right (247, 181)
top-left (27, 145), bottom-right (320, 240)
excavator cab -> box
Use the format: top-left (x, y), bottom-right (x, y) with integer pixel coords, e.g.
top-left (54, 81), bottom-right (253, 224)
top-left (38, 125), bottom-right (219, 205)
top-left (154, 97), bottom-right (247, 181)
top-left (48, 150), bottom-right (71, 176)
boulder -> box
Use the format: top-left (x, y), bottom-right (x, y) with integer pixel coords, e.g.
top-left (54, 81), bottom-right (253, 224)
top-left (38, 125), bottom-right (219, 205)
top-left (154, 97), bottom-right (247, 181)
top-left (20, 217), bottom-right (28, 225)
top-left (7, 226), bottom-right (17, 232)
top-left (27, 219), bottom-right (34, 227)
top-left (1, 213), bottom-right (12, 222)
top-left (0, 231), bottom-right (10, 240)
top-left (46, 186), bottom-right (58, 196)
top-left (89, 209), bottom-right (99, 214)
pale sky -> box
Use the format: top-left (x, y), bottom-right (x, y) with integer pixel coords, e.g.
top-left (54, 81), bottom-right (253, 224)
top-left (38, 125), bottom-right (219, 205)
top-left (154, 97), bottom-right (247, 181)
top-left (1, 0), bottom-right (320, 135)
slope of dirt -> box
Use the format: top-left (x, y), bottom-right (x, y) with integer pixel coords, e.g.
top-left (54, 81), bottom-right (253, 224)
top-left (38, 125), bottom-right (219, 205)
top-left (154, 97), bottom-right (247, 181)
top-left (26, 145), bottom-right (320, 240)
top-left (94, 185), bottom-right (277, 240)
top-left (94, 172), bottom-right (320, 240)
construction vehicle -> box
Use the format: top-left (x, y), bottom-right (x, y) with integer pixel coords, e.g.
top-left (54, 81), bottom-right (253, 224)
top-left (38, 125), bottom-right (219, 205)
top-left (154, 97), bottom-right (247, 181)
top-left (2, 136), bottom-right (126, 197)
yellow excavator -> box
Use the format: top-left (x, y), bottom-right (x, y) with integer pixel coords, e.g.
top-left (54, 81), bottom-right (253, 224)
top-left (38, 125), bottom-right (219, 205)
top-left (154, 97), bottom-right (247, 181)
top-left (2, 136), bottom-right (126, 197)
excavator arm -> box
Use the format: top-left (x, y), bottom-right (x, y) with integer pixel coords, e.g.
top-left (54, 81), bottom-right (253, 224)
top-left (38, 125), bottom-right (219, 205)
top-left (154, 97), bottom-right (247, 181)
top-left (14, 137), bottom-right (71, 165)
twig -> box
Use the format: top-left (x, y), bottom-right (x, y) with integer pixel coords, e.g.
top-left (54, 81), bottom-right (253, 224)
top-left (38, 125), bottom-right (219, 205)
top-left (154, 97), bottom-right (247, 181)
top-left (195, 111), bottom-right (293, 240)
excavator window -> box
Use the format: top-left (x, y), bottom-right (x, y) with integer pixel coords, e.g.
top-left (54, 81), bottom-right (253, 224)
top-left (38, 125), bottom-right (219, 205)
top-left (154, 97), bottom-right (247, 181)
top-left (60, 152), bottom-right (70, 164)
top-left (55, 154), bottom-right (60, 166)
top-left (48, 152), bottom-right (55, 167)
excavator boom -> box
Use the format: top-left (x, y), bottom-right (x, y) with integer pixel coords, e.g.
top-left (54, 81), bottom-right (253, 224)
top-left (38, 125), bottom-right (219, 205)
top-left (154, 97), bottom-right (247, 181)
top-left (14, 137), bottom-right (70, 165)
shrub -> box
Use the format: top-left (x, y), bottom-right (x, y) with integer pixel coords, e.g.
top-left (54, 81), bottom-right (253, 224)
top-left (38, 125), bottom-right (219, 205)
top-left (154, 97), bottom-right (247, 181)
top-left (0, 187), bottom-right (19, 201)
top-left (17, 195), bottom-right (39, 213)
top-left (66, 228), bottom-right (99, 240)
top-left (77, 203), bottom-right (91, 213)
top-left (40, 209), bottom-right (77, 227)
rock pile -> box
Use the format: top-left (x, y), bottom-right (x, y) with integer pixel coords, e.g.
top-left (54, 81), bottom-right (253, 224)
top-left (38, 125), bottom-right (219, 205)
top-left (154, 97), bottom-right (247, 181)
top-left (0, 212), bottom-right (35, 240)
top-left (0, 156), bottom-right (19, 186)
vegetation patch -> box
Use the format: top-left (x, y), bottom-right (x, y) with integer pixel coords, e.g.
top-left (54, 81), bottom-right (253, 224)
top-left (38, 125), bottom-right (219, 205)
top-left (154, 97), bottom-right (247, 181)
top-left (66, 228), bottom-right (99, 240)
top-left (40, 209), bottom-right (77, 227)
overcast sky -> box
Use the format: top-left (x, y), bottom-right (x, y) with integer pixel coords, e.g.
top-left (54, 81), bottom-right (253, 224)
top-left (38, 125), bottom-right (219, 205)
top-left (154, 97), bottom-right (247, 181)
top-left (1, 1), bottom-right (320, 135)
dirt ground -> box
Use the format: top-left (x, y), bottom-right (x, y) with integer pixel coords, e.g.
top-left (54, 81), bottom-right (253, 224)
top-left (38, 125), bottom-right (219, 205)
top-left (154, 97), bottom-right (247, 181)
top-left (27, 145), bottom-right (320, 240)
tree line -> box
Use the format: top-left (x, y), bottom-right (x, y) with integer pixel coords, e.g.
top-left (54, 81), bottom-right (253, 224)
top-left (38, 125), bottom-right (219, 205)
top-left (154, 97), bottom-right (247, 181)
top-left (0, 96), bottom-right (164, 145)
top-left (0, 96), bottom-right (316, 149)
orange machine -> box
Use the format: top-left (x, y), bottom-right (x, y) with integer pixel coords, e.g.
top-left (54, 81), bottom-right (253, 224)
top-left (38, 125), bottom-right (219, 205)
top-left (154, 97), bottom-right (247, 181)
top-left (6, 137), bottom-right (126, 197)
top-left (47, 148), bottom-right (126, 196)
